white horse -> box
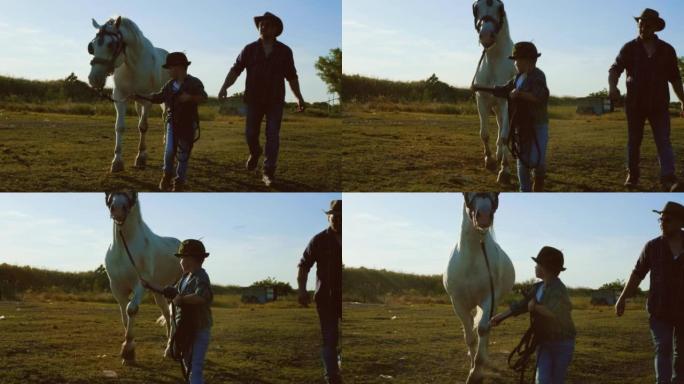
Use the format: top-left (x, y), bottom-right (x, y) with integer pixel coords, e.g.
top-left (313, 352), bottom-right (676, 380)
top-left (104, 191), bottom-right (181, 365)
top-left (87, 16), bottom-right (169, 173)
top-left (444, 192), bottom-right (515, 384)
top-left (471, 0), bottom-right (516, 184)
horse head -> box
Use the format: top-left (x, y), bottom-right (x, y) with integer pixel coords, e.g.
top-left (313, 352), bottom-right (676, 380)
top-left (463, 192), bottom-right (499, 231)
top-left (87, 16), bottom-right (127, 89)
top-left (472, 0), bottom-right (506, 49)
top-left (105, 191), bottom-right (138, 226)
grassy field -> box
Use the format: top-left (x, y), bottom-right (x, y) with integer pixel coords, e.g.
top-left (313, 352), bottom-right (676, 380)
top-left (342, 105), bottom-right (684, 191)
top-left (0, 109), bottom-right (340, 192)
top-left (342, 299), bottom-right (653, 384)
top-left (0, 295), bottom-right (343, 384)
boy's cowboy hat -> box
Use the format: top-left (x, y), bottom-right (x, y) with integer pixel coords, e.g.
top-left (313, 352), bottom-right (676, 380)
top-left (175, 239), bottom-right (209, 258)
top-left (509, 41), bottom-right (541, 60)
top-left (162, 52), bottom-right (191, 69)
top-left (532, 246), bottom-right (566, 272)
top-left (254, 12), bottom-right (283, 37)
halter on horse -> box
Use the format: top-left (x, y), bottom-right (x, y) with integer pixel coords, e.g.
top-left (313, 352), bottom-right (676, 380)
top-left (472, 0), bottom-right (506, 37)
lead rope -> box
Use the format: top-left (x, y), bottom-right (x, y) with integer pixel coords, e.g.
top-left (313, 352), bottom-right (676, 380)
top-left (479, 240), bottom-right (496, 321)
top-left (471, 48), bottom-right (488, 91)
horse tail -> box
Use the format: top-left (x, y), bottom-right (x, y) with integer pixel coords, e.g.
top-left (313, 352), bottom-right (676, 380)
top-left (156, 315), bottom-right (167, 327)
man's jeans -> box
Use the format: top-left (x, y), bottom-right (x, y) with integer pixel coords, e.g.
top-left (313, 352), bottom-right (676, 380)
top-left (626, 107), bottom-right (676, 181)
top-left (163, 123), bottom-right (194, 182)
top-left (318, 307), bottom-right (341, 383)
top-left (650, 317), bottom-right (684, 384)
top-left (245, 102), bottom-right (284, 176)
top-left (185, 327), bottom-right (211, 384)
top-left (535, 338), bottom-right (574, 384)
top-left (517, 123), bottom-right (549, 192)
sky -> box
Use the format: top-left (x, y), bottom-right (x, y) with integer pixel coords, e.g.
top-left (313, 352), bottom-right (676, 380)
top-left (343, 0), bottom-right (684, 97)
top-left (0, 0), bottom-right (341, 101)
top-left (0, 193), bottom-right (340, 289)
top-left (343, 193), bottom-right (683, 290)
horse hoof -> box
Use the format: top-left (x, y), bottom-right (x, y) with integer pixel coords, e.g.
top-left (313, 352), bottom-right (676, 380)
top-left (110, 161), bottom-right (124, 173)
top-left (121, 358), bottom-right (136, 366)
top-left (497, 170), bottom-right (511, 185)
top-left (133, 156), bottom-right (147, 169)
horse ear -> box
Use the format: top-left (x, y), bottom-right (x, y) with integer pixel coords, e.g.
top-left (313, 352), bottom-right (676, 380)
top-left (130, 191), bottom-right (138, 206)
top-left (114, 16), bottom-right (122, 29)
top-left (472, 2), bottom-right (478, 18)
top-left (92, 18), bottom-right (101, 29)
top-left (105, 192), bottom-right (112, 207)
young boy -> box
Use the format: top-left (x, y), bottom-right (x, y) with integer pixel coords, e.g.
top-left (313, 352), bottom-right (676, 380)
top-left (142, 239), bottom-right (213, 384)
top-left (136, 52), bottom-right (208, 192)
top-left (473, 41), bottom-right (550, 192)
top-left (491, 246), bottom-right (576, 384)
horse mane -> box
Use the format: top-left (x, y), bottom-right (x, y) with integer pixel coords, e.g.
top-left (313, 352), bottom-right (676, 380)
top-left (109, 16), bottom-right (154, 52)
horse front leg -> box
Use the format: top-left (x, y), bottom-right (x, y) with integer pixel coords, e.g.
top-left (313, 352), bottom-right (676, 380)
top-left (111, 100), bottom-right (127, 173)
top-left (477, 96), bottom-right (496, 171)
top-left (121, 283), bottom-right (144, 365)
top-left (449, 298), bottom-right (477, 369)
top-left (134, 102), bottom-right (150, 169)
top-left (469, 299), bottom-right (495, 384)
top-left (494, 101), bottom-right (511, 184)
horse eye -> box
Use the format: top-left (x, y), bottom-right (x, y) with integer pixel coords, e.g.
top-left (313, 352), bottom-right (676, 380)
top-left (88, 43), bottom-right (94, 54)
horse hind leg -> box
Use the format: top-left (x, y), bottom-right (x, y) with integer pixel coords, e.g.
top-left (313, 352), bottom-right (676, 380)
top-left (111, 101), bottom-right (127, 173)
top-left (134, 102), bottom-right (149, 169)
top-left (152, 292), bottom-right (173, 358)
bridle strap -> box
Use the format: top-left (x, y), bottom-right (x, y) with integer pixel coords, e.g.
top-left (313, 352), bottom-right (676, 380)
top-left (466, 193), bottom-right (499, 213)
top-left (89, 29), bottom-right (126, 76)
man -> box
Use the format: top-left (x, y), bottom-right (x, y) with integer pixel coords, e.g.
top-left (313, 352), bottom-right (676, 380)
top-left (218, 12), bottom-right (305, 187)
top-left (135, 52), bottom-right (208, 192)
top-left (142, 240), bottom-right (213, 384)
top-left (609, 8), bottom-right (684, 190)
top-left (616, 202), bottom-right (684, 384)
top-left (298, 200), bottom-right (342, 384)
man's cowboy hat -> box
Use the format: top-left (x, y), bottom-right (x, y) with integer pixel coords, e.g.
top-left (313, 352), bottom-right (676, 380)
top-left (325, 200), bottom-right (342, 215)
top-left (508, 41), bottom-right (542, 60)
top-left (254, 12), bottom-right (283, 37)
top-left (162, 52), bottom-right (191, 69)
top-left (175, 239), bottom-right (209, 258)
top-left (652, 201), bottom-right (684, 222)
top-left (532, 246), bottom-right (566, 272)
top-left (634, 8), bottom-right (665, 32)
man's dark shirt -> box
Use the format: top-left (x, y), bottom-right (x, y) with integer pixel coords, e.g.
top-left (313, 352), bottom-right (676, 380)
top-left (299, 227), bottom-right (342, 319)
top-left (228, 40), bottom-right (298, 105)
top-left (609, 36), bottom-right (682, 114)
top-left (149, 74), bottom-right (207, 142)
top-left (632, 231), bottom-right (684, 323)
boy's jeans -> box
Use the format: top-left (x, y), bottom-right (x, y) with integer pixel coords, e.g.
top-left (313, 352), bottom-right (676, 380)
top-left (185, 327), bottom-right (211, 384)
top-left (163, 123), bottom-right (194, 182)
top-left (517, 123), bottom-right (549, 192)
top-left (535, 338), bottom-right (575, 384)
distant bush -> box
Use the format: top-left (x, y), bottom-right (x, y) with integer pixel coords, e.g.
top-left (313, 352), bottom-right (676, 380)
top-left (342, 73), bottom-right (473, 104)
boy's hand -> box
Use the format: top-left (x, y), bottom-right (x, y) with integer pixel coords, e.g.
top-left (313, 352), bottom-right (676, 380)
top-left (527, 298), bottom-right (537, 313)
top-left (490, 313), bottom-right (505, 327)
top-left (510, 88), bottom-right (520, 99)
